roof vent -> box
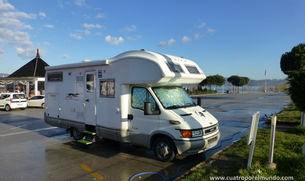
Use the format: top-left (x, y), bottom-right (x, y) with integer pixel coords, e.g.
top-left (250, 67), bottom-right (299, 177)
top-left (82, 59), bottom-right (91, 62)
top-left (140, 49), bottom-right (145, 51)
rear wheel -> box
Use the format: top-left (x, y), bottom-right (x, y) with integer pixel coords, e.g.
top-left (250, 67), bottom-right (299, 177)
top-left (153, 137), bottom-right (176, 162)
top-left (71, 127), bottom-right (84, 140)
top-left (5, 105), bottom-right (11, 112)
top-left (41, 103), bottom-right (44, 109)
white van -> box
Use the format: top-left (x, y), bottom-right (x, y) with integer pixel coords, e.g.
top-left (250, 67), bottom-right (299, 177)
top-left (44, 50), bottom-right (220, 161)
top-left (0, 93), bottom-right (27, 111)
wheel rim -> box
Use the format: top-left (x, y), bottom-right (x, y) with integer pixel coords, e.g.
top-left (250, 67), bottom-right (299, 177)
top-left (5, 105), bottom-right (10, 111)
top-left (72, 128), bottom-right (83, 140)
top-left (156, 142), bottom-right (170, 158)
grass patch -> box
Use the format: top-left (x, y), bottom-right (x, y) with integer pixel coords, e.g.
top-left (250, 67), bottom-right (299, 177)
top-left (178, 128), bottom-right (305, 181)
top-left (275, 104), bottom-right (300, 123)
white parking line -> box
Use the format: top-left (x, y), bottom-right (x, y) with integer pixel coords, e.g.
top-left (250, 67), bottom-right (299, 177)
top-left (0, 127), bottom-right (58, 137)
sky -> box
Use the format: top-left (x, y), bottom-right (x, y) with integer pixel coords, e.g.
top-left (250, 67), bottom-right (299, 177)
top-left (0, 0), bottom-right (304, 80)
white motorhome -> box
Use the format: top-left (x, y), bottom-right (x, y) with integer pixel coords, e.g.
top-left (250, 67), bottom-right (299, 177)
top-left (44, 50), bottom-right (220, 161)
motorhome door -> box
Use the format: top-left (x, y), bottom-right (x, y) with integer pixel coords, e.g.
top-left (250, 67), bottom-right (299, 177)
top-left (129, 87), bottom-right (159, 147)
top-left (85, 71), bottom-right (96, 126)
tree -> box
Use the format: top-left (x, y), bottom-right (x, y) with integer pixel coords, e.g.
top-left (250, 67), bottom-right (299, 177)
top-left (280, 43), bottom-right (305, 111)
top-left (287, 71), bottom-right (305, 111)
top-left (201, 76), bottom-right (215, 90)
top-left (227, 75), bottom-right (239, 93)
top-left (280, 43), bottom-right (305, 74)
top-left (227, 75), bottom-right (250, 93)
top-left (240, 77), bottom-right (250, 92)
top-left (214, 74), bottom-right (226, 92)
top-left (199, 75), bottom-right (226, 92)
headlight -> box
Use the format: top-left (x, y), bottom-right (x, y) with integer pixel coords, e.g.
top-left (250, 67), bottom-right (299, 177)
top-left (180, 130), bottom-right (203, 138)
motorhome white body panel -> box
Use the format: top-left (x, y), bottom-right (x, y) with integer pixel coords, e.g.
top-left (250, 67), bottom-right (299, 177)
top-left (44, 50), bottom-right (220, 161)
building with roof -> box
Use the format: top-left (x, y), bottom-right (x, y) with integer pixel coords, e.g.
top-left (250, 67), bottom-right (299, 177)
top-left (0, 49), bottom-right (49, 97)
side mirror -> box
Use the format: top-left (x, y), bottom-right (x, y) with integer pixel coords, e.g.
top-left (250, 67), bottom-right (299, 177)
top-left (197, 97), bottom-right (201, 106)
top-left (144, 102), bottom-right (160, 115)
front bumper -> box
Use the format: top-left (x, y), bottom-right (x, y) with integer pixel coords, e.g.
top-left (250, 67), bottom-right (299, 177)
top-left (174, 131), bottom-right (220, 155)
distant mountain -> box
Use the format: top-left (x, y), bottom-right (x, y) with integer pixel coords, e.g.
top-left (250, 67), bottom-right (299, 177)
top-left (0, 73), bottom-right (9, 77)
top-left (247, 79), bottom-right (287, 86)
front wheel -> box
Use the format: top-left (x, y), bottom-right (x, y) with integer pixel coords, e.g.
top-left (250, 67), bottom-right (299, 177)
top-left (153, 137), bottom-right (176, 162)
top-left (71, 127), bottom-right (84, 140)
top-left (5, 105), bottom-right (11, 111)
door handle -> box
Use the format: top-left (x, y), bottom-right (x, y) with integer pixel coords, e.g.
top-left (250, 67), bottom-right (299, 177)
top-left (128, 114), bottom-right (133, 120)
top-left (85, 99), bottom-right (90, 102)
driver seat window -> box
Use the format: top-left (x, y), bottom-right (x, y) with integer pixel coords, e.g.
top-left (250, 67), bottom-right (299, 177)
top-left (131, 87), bottom-right (156, 111)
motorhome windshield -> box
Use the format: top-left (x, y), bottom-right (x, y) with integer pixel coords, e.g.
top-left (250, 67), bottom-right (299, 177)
top-left (153, 87), bottom-right (195, 109)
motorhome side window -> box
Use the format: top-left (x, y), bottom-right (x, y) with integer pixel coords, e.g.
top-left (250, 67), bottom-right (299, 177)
top-left (185, 65), bottom-right (200, 74)
top-left (47, 72), bottom-right (63, 81)
top-left (86, 74), bottom-right (94, 92)
top-left (131, 87), bottom-right (156, 111)
top-left (167, 63), bottom-right (184, 73)
top-left (100, 80), bottom-right (115, 97)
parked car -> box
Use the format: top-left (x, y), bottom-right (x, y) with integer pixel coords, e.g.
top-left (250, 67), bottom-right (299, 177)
top-left (27, 95), bottom-right (45, 108)
top-left (0, 93), bottom-right (27, 111)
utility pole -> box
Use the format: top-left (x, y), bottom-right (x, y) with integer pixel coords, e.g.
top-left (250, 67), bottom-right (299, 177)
top-left (264, 69), bottom-right (267, 92)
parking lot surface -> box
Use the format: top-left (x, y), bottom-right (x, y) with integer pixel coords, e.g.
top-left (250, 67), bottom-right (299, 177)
top-left (0, 93), bottom-right (291, 181)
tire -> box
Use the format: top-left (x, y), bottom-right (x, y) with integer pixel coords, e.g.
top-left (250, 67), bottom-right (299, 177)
top-left (153, 137), bottom-right (176, 162)
top-left (71, 127), bottom-right (84, 140)
top-left (41, 103), bottom-right (44, 109)
top-left (5, 105), bottom-right (11, 112)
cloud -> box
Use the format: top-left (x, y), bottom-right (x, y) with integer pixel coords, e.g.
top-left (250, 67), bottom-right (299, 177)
top-left (105, 35), bottom-right (124, 45)
top-left (3, 11), bottom-right (36, 19)
top-left (70, 33), bottom-right (82, 40)
top-left (197, 22), bottom-right (206, 29)
top-left (0, 17), bottom-right (33, 29)
top-left (75, 0), bottom-right (86, 7)
top-left (126, 35), bottom-right (142, 41)
top-left (81, 23), bottom-right (105, 36)
top-left (57, 0), bottom-right (64, 9)
top-left (61, 54), bottom-right (69, 59)
top-left (194, 33), bottom-right (200, 40)
top-left (83, 23), bottom-right (102, 30)
top-left (181, 36), bottom-right (192, 43)
top-left (96, 13), bottom-right (105, 19)
top-left (0, 47), bottom-right (4, 59)
top-left (120, 25), bottom-right (136, 32)
top-left (84, 29), bottom-right (90, 35)
top-left (14, 46), bottom-right (36, 59)
top-left (0, 0), bottom-right (38, 59)
top-left (45, 25), bottom-right (54, 28)
top-left (158, 38), bottom-right (176, 47)
top-left (206, 28), bottom-right (215, 34)
top-left (0, 1), bottom-right (14, 12)
top-left (83, 14), bottom-right (90, 19)
top-left (43, 42), bottom-right (51, 46)
top-left (39, 12), bottom-right (46, 18)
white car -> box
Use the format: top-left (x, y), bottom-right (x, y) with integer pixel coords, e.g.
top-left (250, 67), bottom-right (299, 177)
top-left (0, 93), bottom-right (27, 111)
top-left (27, 95), bottom-right (45, 108)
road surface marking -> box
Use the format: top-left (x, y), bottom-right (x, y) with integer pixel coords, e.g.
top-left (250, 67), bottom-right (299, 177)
top-left (0, 125), bottom-right (26, 133)
top-left (78, 163), bottom-right (104, 180)
top-left (0, 127), bottom-right (58, 137)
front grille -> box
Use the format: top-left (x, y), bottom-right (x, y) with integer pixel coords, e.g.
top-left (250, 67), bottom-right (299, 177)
top-left (204, 124), bottom-right (218, 135)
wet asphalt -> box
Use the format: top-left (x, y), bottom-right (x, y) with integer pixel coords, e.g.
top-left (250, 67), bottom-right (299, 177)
top-left (0, 92), bottom-right (291, 181)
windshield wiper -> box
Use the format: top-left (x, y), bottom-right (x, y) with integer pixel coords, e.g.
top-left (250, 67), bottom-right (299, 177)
top-left (166, 105), bottom-right (183, 109)
top-left (183, 103), bottom-right (196, 107)
top-left (166, 103), bottom-right (196, 109)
